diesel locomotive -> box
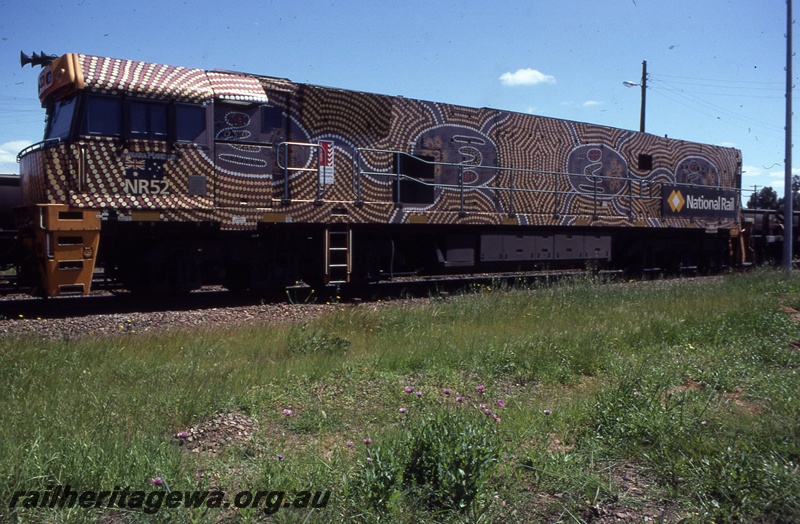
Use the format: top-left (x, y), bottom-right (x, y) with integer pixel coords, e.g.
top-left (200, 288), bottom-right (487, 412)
top-left (10, 51), bottom-right (744, 296)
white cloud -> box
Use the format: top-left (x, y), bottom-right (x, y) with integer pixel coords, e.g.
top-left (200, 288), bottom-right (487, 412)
top-left (499, 68), bottom-right (556, 86)
top-left (741, 164), bottom-right (767, 179)
top-left (769, 180), bottom-right (786, 192)
top-left (768, 167), bottom-right (800, 187)
top-left (0, 140), bottom-right (32, 168)
top-left (559, 100), bottom-right (602, 108)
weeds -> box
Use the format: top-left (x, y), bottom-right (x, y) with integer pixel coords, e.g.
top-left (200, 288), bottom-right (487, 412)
top-left (2, 270), bottom-right (800, 522)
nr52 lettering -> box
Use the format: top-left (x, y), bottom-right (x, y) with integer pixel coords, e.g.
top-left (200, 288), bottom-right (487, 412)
top-left (123, 179), bottom-right (170, 195)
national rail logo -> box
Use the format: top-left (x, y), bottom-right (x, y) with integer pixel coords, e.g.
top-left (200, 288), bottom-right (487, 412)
top-left (661, 184), bottom-right (738, 219)
top-left (667, 189), bottom-right (686, 213)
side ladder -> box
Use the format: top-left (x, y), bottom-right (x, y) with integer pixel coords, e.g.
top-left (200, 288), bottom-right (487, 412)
top-left (325, 226), bottom-right (351, 285)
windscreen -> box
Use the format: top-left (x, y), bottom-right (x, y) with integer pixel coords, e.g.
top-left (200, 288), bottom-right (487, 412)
top-left (45, 96), bottom-right (77, 139)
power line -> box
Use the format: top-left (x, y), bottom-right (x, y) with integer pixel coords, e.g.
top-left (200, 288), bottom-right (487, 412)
top-left (647, 88), bottom-right (791, 144)
top-left (650, 72), bottom-right (785, 86)
top-left (647, 80), bottom-right (789, 136)
top-left (652, 79), bottom-right (784, 95)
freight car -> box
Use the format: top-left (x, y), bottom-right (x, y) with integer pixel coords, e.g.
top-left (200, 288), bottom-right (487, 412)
top-left (0, 174), bottom-right (20, 272)
top-left (740, 208), bottom-right (800, 266)
top-left (12, 51), bottom-right (743, 297)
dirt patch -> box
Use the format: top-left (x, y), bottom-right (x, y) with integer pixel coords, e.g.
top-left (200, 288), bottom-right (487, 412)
top-left (581, 462), bottom-right (685, 523)
top-left (665, 378), bottom-right (702, 398)
top-left (720, 387), bottom-right (765, 416)
top-left (782, 305), bottom-right (800, 323)
top-left (546, 436), bottom-right (575, 454)
top-left (497, 462), bottom-right (685, 523)
top-left (177, 412), bottom-right (257, 455)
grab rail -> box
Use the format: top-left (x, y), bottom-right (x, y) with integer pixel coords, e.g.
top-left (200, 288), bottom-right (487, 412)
top-left (276, 141), bottom-right (324, 204)
top-left (353, 147), bottom-right (740, 219)
top-left (277, 144), bottom-right (740, 220)
top-left (16, 138), bottom-right (61, 162)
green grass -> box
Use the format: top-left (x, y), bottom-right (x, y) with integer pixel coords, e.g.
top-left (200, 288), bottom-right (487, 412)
top-left (2, 270), bottom-right (800, 522)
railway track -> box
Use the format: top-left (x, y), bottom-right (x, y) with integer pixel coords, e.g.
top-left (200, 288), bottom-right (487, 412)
top-left (0, 268), bottom-right (590, 311)
top-left (0, 271), bottom-right (725, 342)
top-left (0, 268), bottom-right (635, 321)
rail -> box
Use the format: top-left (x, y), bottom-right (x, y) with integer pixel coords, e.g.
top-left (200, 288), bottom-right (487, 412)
top-left (276, 145), bottom-right (741, 219)
top-left (354, 148), bottom-right (740, 219)
top-left (276, 141), bottom-right (326, 204)
top-left (16, 138), bottom-right (62, 162)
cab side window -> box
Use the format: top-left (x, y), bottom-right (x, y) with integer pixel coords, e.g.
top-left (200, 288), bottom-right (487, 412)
top-left (175, 104), bottom-right (207, 143)
top-left (129, 100), bottom-right (168, 139)
top-left (83, 95), bottom-right (122, 136)
top-left (77, 94), bottom-right (207, 144)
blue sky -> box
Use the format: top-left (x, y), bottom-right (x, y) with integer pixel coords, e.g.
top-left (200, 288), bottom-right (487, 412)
top-left (0, 0), bottom-right (792, 201)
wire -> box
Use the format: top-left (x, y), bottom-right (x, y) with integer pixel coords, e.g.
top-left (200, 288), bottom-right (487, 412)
top-left (650, 72), bottom-right (785, 86)
top-left (647, 78), bottom-right (791, 138)
top-left (647, 88), bottom-right (792, 144)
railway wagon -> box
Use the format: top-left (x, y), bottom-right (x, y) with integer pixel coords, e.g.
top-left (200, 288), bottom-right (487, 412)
top-left (15, 52), bottom-right (743, 296)
top-left (0, 174), bottom-right (20, 271)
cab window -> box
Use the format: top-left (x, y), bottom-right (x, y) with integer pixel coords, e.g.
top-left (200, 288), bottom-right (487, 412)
top-left (82, 95), bottom-right (122, 136)
top-left (261, 105), bottom-right (283, 131)
top-left (129, 100), bottom-right (168, 139)
top-left (45, 96), bottom-right (78, 140)
top-left (175, 104), bottom-right (207, 142)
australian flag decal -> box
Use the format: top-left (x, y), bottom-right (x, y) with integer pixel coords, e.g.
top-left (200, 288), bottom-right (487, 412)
top-left (124, 156), bottom-right (165, 181)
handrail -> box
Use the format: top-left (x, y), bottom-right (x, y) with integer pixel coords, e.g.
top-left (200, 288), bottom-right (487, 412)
top-left (276, 141), bottom-right (321, 171)
top-left (355, 147), bottom-right (738, 193)
top-left (353, 147), bottom-right (740, 219)
top-left (277, 144), bottom-right (740, 219)
top-left (16, 138), bottom-right (61, 162)
top-left (276, 141), bottom-right (324, 204)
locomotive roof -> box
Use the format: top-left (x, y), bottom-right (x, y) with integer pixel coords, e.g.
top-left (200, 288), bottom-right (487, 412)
top-left (38, 53), bottom-right (270, 105)
top-left (37, 53), bottom-right (740, 156)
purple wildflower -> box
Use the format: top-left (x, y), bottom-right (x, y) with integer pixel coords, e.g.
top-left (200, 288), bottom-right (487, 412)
top-left (366, 457), bottom-right (373, 462)
top-left (544, 409), bottom-right (552, 416)
top-left (282, 409), bottom-right (293, 416)
top-left (493, 415), bottom-right (501, 423)
top-left (346, 441), bottom-right (354, 448)
top-left (484, 409), bottom-right (493, 416)
top-left (150, 477), bottom-right (164, 486)
top-left (475, 385), bottom-right (485, 393)
top-left (633, 391), bottom-right (641, 397)
top-left (405, 386), bottom-right (414, 393)
top-left (175, 431), bottom-right (189, 439)
top-left (443, 389), bottom-right (452, 395)
top-left (415, 391), bottom-right (422, 398)
top-left (277, 454), bottom-right (285, 461)
top-left (399, 408), bottom-right (407, 413)
top-left (497, 400), bottom-right (506, 408)
top-left (364, 438), bottom-right (372, 445)
top-left (456, 396), bottom-right (464, 403)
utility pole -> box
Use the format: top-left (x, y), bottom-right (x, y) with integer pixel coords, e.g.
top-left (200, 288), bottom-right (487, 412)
top-left (623, 60), bottom-right (647, 132)
top-left (640, 60), bottom-right (647, 133)
top-left (783, 0), bottom-right (794, 272)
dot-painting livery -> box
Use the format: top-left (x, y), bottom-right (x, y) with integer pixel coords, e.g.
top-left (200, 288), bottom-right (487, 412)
top-left (15, 52), bottom-right (744, 296)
